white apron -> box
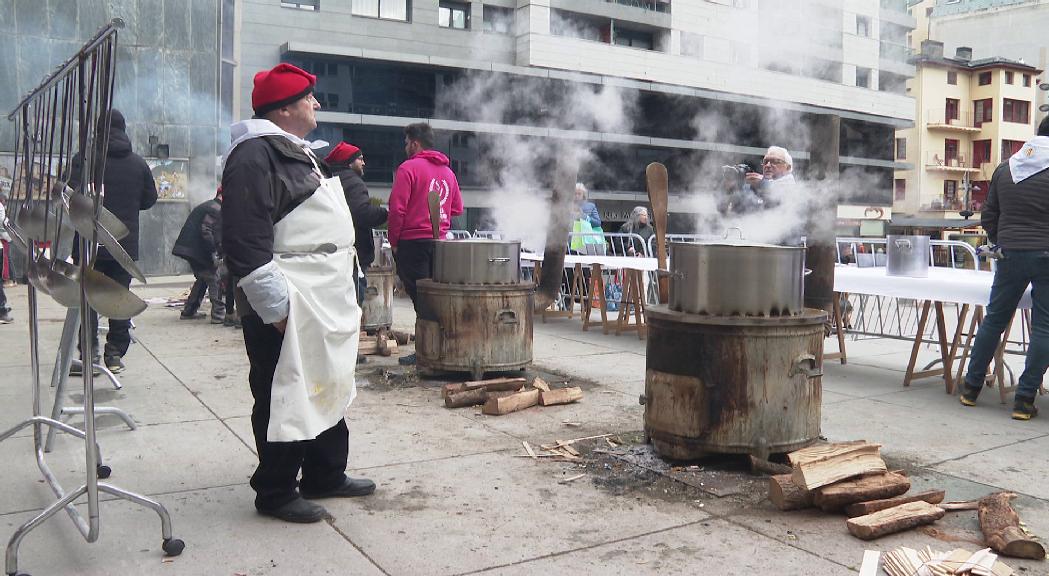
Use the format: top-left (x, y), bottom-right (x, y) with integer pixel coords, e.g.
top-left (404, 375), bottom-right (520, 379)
top-left (267, 160), bottom-right (361, 442)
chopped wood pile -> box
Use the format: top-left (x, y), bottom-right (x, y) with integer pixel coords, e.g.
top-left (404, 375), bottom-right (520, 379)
top-left (879, 546), bottom-right (1016, 576)
top-left (359, 331), bottom-right (398, 357)
top-left (518, 434), bottom-right (620, 463)
top-left (442, 376), bottom-right (584, 415)
top-left (767, 442), bottom-right (1045, 560)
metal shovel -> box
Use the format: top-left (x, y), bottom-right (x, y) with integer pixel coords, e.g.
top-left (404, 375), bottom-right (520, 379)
top-left (14, 201), bottom-right (69, 242)
top-left (63, 189), bottom-right (145, 283)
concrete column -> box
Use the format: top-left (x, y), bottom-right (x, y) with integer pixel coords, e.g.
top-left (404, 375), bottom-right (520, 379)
top-left (804, 114), bottom-right (840, 312)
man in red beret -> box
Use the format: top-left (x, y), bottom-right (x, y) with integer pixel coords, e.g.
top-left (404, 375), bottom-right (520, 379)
top-left (221, 62), bottom-right (375, 524)
top-left (324, 142), bottom-right (387, 311)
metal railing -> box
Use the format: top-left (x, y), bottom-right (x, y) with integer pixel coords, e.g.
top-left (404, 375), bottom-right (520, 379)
top-left (834, 237), bottom-right (982, 270)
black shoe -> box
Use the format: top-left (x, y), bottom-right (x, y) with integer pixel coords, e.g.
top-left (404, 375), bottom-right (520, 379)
top-left (300, 476), bottom-right (376, 499)
top-left (210, 315), bottom-right (225, 324)
top-left (69, 358), bottom-right (101, 377)
top-left (0, 311), bottom-right (12, 324)
top-left (1012, 397), bottom-right (1039, 421)
top-left (398, 353), bottom-right (417, 366)
top-left (105, 356), bottom-right (125, 374)
top-left (180, 312), bottom-right (206, 320)
top-left (960, 385), bottom-right (981, 407)
top-left (256, 497), bottom-right (328, 523)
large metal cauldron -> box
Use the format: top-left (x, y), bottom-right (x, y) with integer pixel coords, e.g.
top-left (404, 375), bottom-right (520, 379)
top-left (433, 239), bottom-right (521, 285)
top-left (669, 242), bottom-right (806, 317)
top-left (361, 267), bottom-right (395, 331)
top-left (643, 306), bottom-right (826, 460)
top-left (415, 279), bottom-right (533, 380)
top-left (886, 235), bottom-right (930, 278)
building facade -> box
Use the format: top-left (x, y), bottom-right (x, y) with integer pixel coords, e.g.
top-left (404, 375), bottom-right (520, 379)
top-left (0, 0), bottom-right (234, 275)
top-left (237, 0), bottom-right (917, 232)
top-left (892, 41), bottom-right (1040, 219)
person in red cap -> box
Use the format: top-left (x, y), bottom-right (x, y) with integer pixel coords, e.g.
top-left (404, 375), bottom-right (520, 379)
top-left (324, 142), bottom-right (387, 310)
top-left (387, 123), bottom-right (464, 366)
top-left (221, 62), bottom-right (374, 524)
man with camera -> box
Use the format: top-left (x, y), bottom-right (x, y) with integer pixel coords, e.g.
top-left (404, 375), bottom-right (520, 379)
top-left (744, 146), bottom-right (796, 207)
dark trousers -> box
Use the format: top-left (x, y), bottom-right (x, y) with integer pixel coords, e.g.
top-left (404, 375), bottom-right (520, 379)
top-left (241, 312), bottom-right (349, 510)
top-left (183, 260), bottom-right (225, 319)
top-left (80, 258), bottom-right (133, 360)
top-left (224, 272), bottom-right (236, 318)
top-left (356, 269), bottom-right (368, 307)
top-left (964, 250), bottom-right (1049, 401)
top-left (0, 247), bottom-right (7, 312)
top-left (393, 239), bottom-right (434, 307)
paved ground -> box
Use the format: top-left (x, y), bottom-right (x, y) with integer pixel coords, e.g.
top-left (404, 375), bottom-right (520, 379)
top-left (1, 277), bottom-right (1048, 575)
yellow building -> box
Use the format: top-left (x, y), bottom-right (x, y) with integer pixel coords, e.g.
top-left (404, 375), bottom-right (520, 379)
top-left (893, 40), bottom-right (1041, 219)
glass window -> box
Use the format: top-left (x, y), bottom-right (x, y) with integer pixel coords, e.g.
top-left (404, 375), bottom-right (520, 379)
top-left (856, 15), bottom-right (870, 37)
top-left (281, 0), bottom-right (318, 9)
top-left (894, 179), bottom-right (906, 201)
top-left (978, 71), bottom-right (992, 85)
top-left (1023, 74), bottom-right (1032, 87)
top-left (439, 1), bottom-right (470, 29)
top-left (946, 70), bottom-right (957, 85)
top-left (1002, 139), bottom-right (1024, 159)
top-left (895, 138), bottom-right (906, 160)
top-left (352, 0), bottom-right (408, 21)
top-left (1005, 71), bottom-right (1014, 84)
top-left (973, 98), bottom-right (992, 126)
top-left (1003, 98), bottom-right (1030, 124)
top-left (856, 67), bottom-right (871, 88)
top-left (482, 5), bottom-right (513, 34)
top-left (614, 26), bottom-right (654, 50)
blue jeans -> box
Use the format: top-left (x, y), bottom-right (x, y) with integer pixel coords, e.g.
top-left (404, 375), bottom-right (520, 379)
top-left (964, 250), bottom-right (1049, 400)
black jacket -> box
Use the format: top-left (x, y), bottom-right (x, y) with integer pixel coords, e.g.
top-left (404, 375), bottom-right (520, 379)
top-left (69, 125), bottom-right (158, 261)
top-left (330, 164), bottom-right (388, 268)
top-left (221, 135), bottom-right (323, 281)
top-left (982, 162), bottom-right (1049, 250)
top-left (172, 199), bottom-right (221, 268)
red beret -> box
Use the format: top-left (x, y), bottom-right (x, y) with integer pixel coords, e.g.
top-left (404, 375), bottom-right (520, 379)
top-left (252, 63), bottom-right (316, 116)
top-left (324, 142), bottom-right (362, 165)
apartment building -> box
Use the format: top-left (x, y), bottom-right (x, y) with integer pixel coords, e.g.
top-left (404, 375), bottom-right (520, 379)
top-left (892, 40), bottom-right (1040, 218)
top-left (237, 0), bottom-right (917, 231)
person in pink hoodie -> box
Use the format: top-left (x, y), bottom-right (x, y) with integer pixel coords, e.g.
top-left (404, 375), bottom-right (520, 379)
top-left (388, 123), bottom-right (463, 364)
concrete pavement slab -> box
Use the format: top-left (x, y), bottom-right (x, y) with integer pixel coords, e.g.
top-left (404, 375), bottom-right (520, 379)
top-left (472, 518), bottom-right (854, 575)
top-left (932, 434), bottom-right (1049, 500)
top-left (156, 353), bottom-right (253, 419)
top-left (822, 397), bottom-right (1044, 465)
top-left (329, 451), bottom-right (710, 576)
top-left (0, 484), bottom-right (386, 576)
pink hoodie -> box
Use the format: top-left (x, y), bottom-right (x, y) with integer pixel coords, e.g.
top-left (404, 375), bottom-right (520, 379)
top-left (387, 150), bottom-right (464, 247)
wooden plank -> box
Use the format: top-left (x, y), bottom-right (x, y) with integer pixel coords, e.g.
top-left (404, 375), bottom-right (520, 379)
top-left (463, 377), bottom-right (528, 392)
top-left (359, 338), bottom-right (397, 356)
top-left (749, 455), bottom-right (792, 476)
top-left (846, 501), bottom-right (945, 540)
top-left (532, 377), bottom-right (551, 392)
top-left (979, 492), bottom-right (1047, 559)
top-left (845, 489), bottom-right (946, 518)
top-left (788, 441), bottom-right (871, 465)
top-left (858, 550), bottom-right (880, 576)
top-left (444, 388), bottom-right (488, 409)
top-left (790, 442), bottom-right (886, 491)
top-left (481, 388), bottom-right (539, 416)
top-left (813, 471), bottom-right (911, 512)
top-left (539, 387), bottom-right (583, 406)
top-left (522, 441), bottom-right (537, 460)
top-left (768, 474), bottom-right (813, 511)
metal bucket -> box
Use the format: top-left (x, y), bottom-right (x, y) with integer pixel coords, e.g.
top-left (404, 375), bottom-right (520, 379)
top-left (886, 235), bottom-right (930, 278)
top-left (668, 241), bottom-right (806, 317)
top-left (362, 267), bottom-right (395, 330)
top-left (433, 239), bottom-right (521, 285)
top-left (643, 306), bottom-right (827, 460)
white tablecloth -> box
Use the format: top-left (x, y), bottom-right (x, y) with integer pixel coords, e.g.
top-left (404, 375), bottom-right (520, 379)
top-left (834, 265), bottom-right (1032, 309)
top-left (521, 253), bottom-right (660, 272)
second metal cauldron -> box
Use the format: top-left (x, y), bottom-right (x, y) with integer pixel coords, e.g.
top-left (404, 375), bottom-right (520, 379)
top-left (432, 239), bottom-right (521, 285)
top-left (668, 241), bottom-right (806, 317)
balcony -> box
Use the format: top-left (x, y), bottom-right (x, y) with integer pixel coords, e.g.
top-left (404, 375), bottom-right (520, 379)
top-left (925, 110), bottom-right (980, 133)
top-left (923, 152), bottom-right (981, 174)
top-left (919, 194), bottom-right (975, 215)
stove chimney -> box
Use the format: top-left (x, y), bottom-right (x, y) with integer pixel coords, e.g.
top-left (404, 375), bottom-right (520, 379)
top-left (955, 46), bottom-right (973, 61)
top-left (921, 40), bottom-right (944, 60)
